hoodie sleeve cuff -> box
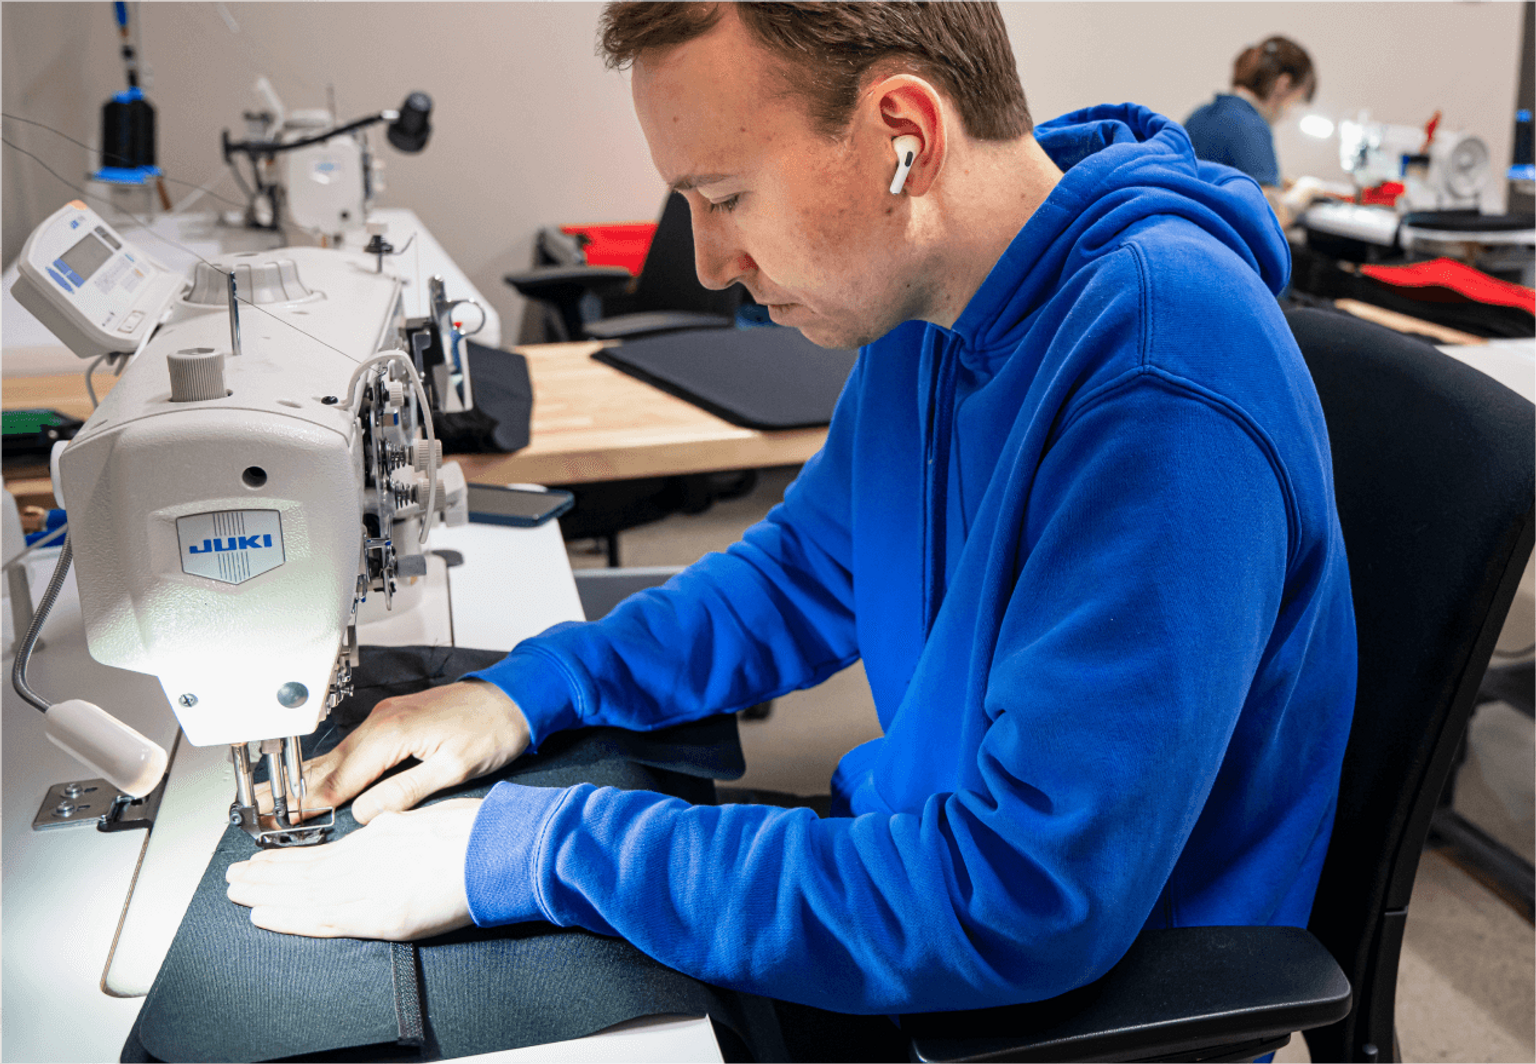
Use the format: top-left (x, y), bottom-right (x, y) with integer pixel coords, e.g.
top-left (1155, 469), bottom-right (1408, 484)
top-left (463, 646), bottom-right (583, 752)
top-left (464, 781), bottom-right (573, 927)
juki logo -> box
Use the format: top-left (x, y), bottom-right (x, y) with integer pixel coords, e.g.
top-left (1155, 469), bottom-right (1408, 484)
top-left (188, 534), bottom-right (275, 554)
top-left (177, 510), bottom-right (285, 584)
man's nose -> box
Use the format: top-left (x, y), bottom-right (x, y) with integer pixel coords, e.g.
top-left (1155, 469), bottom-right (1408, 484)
top-left (691, 217), bottom-right (747, 292)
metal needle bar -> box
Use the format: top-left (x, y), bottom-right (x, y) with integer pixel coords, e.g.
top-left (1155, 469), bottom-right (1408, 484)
top-left (227, 269), bottom-right (242, 357)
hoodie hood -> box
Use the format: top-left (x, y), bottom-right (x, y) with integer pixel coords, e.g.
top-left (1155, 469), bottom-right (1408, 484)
top-left (950, 103), bottom-right (1291, 356)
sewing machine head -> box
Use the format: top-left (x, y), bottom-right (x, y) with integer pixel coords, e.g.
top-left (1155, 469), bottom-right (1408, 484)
top-left (225, 79), bottom-right (434, 243)
top-left (12, 200), bottom-right (469, 846)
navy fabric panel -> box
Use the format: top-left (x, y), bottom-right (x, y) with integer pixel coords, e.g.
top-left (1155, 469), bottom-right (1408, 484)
top-left (592, 327), bottom-right (858, 430)
top-left (123, 645), bottom-right (769, 1063)
top-left (127, 806), bottom-right (404, 1062)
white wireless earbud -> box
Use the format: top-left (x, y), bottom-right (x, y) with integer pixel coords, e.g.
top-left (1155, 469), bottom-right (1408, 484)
top-left (889, 135), bottom-right (921, 195)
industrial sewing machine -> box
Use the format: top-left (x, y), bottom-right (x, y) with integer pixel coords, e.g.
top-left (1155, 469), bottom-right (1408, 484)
top-left (1336, 113), bottom-right (1492, 211)
top-left (1300, 112), bottom-right (1536, 273)
top-left (222, 78), bottom-right (433, 246)
top-left (10, 198), bottom-right (476, 848)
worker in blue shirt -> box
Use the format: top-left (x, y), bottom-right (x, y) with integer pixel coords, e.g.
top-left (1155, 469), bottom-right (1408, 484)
top-left (1184, 36), bottom-right (1317, 224)
top-left (228, 1), bottom-right (1356, 1022)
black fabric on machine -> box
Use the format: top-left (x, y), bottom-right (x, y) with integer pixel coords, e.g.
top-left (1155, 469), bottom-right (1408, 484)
top-left (430, 341), bottom-right (533, 454)
top-left (122, 645), bottom-right (781, 1063)
top-left (592, 326), bottom-right (859, 430)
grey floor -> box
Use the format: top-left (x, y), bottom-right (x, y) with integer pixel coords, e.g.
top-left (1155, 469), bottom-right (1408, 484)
top-left (566, 464), bottom-right (1535, 1063)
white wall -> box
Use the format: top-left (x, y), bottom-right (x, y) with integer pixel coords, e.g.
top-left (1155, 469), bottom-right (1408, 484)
top-left (1000, 2), bottom-right (1524, 202)
top-left (2, 2), bottom-right (1525, 344)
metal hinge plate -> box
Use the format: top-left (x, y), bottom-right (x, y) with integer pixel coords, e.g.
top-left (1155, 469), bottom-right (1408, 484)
top-left (32, 776), bottom-right (166, 833)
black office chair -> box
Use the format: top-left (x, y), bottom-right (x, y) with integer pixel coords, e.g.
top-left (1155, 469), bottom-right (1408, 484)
top-left (889, 307), bottom-right (1534, 1062)
top-left (506, 191), bottom-right (747, 343)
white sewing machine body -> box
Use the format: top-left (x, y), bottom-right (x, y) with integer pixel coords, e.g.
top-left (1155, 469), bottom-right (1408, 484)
top-left (58, 247), bottom-right (407, 747)
top-left (281, 111), bottom-right (373, 238)
top-left (12, 200), bottom-right (472, 845)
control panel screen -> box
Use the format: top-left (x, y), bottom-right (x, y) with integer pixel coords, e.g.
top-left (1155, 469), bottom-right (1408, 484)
top-left (59, 231), bottom-right (114, 283)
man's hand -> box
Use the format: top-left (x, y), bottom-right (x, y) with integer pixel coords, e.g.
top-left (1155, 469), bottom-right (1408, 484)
top-left (226, 797), bottom-right (481, 940)
top-left (265, 680), bottom-right (531, 825)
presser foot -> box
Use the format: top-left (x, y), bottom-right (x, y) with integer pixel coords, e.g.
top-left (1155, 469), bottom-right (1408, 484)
top-left (229, 801), bottom-right (335, 848)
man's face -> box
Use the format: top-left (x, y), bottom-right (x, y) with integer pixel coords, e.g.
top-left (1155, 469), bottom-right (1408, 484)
top-left (631, 11), bottom-right (921, 349)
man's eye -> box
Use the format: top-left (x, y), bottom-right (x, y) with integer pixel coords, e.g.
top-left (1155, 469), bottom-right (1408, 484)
top-left (707, 194), bottom-right (741, 214)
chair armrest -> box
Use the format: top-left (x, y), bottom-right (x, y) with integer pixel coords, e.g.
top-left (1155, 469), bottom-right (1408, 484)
top-left (582, 311), bottom-right (736, 341)
top-left (901, 926), bottom-right (1350, 1063)
top-left (503, 264), bottom-right (635, 302)
top-left (573, 565), bottom-right (685, 620)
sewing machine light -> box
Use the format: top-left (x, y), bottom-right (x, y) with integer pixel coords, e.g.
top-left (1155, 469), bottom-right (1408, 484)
top-left (1299, 114), bottom-right (1335, 140)
top-left (386, 92), bottom-right (432, 153)
top-left (43, 698), bottom-right (168, 798)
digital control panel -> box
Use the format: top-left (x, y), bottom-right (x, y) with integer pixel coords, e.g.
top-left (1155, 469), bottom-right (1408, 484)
top-left (11, 200), bottom-right (183, 360)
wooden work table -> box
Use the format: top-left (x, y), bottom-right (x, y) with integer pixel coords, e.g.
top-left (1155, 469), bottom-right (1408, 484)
top-left (456, 341), bottom-right (826, 485)
top-left (2, 341), bottom-right (828, 505)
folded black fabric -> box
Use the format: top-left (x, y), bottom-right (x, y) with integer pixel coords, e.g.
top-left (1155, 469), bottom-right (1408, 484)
top-left (593, 327), bottom-right (859, 430)
top-left (431, 341), bottom-right (533, 454)
top-left (123, 645), bottom-right (775, 1063)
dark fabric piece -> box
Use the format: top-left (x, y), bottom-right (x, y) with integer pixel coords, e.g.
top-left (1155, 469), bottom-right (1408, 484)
top-left (774, 1001), bottom-right (910, 1064)
top-left (125, 820), bottom-right (404, 1062)
top-left (334, 646), bottom-right (746, 783)
top-left (431, 341), bottom-right (533, 454)
top-left (1400, 209), bottom-right (1536, 235)
top-left (592, 327), bottom-right (858, 430)
top-left (123, 645), bottom-right (775, 1063)
top-left (1290, 244), bottom-right (1536, 339)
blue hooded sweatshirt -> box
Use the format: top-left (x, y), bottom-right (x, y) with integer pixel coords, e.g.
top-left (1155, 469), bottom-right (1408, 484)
top-left (461, 104), bottom-right (1356, 1014)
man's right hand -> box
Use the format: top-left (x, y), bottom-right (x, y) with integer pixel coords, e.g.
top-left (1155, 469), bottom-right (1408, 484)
top-left (267, 680), bottom-right (532, 825)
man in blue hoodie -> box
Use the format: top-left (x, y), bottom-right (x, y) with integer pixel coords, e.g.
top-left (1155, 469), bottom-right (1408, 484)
top-left (229, 0), bottom-right (1356, 1019)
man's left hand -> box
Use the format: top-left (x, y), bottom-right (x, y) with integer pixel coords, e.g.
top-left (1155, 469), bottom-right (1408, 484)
top-left (226, 797), bottom-right (482, 940)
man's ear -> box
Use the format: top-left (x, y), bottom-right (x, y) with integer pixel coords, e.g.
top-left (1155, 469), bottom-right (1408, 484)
top-left (867, 74), bottom-right (946, 197)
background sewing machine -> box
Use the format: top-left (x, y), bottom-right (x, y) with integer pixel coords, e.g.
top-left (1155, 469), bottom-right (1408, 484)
top-left (222, 77), bottom-right (434, 247)
top-left (1337, 113), bottom-right (1492, 211)
top-left (1301, 113), bottom-right (1534, 278)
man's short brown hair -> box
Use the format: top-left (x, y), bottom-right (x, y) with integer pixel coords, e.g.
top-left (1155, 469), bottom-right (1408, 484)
top-left (598, 2), bottom-right (1032, 141)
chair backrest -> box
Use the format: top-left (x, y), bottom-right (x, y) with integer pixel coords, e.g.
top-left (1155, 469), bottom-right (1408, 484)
top-left (630, 191), bottom-right (747, 319)
top-left (1287, 307), bottom-right (1535, 1062)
